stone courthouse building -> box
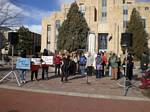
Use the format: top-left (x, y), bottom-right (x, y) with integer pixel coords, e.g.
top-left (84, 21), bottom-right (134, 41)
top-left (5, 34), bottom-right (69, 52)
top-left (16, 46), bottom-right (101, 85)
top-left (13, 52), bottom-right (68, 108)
top-left (41, 0), bottom-right (150, 55)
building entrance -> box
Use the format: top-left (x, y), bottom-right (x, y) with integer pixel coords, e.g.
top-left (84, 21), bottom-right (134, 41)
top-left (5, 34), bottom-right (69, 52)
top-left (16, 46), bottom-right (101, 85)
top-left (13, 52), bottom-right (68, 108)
top-left (98, 33), bottom-right (108, 51)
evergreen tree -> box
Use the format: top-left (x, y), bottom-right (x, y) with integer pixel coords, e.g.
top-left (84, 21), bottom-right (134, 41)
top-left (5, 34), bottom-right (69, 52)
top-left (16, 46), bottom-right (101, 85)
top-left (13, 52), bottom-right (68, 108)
top-left (125, 8), bottom-right (149, 60)
top-left (57, 2), bottom-right (89, 51)
top-left (16, 26), bottom-right (33, 53)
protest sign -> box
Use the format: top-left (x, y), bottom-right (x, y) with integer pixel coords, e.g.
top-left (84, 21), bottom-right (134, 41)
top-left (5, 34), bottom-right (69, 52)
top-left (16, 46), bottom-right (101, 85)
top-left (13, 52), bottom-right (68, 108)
top-left (31, 58), bottom-right (41, 65)
top-left (41, 56), bottom-right (53, 65)
top-left (16, 58), bottom-right (31, 70)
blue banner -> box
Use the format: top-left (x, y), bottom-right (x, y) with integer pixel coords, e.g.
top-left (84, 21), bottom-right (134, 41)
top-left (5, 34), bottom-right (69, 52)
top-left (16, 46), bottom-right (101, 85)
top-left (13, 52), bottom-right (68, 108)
top-left (16, 58), bottom-right (31, 70)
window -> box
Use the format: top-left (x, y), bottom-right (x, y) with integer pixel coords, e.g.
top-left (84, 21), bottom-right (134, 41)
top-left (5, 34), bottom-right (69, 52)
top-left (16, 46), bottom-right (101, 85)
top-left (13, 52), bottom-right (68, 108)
top-left (123, 4), bottom-right (128, 15)
top-left (47, 25), bottom-right (51, 46)
top-left (79, 3), bottom-right (86, 14)
top-left (123, 4), bottom-right (128, 28)
top-left (123, 20), bottom-right (128, 28)
top-left (102, 0), bottom-right (107, 7)
top-left (98, 33), bottom-right (108, 50)
top-left (127, 2), bottom-right (132, 4)
top-left (94, 8), bottom-right (97, 21)
top-left (123, 9), bottom-right (128, 15)
top-left (102, 12), bottom-right (107, 18)
top-left (123, 0), bottom-right (125, 4)
top-left (101, 0), bottom-right (107, 22)
top-left (55, 20), bottom-right (60, 29)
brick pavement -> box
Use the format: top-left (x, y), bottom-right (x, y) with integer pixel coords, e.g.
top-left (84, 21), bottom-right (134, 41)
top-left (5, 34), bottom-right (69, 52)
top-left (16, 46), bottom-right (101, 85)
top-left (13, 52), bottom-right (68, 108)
top-left (0, 88), bottom-right (150, 112)
top-left (0, 66), bottom-right (149, 100)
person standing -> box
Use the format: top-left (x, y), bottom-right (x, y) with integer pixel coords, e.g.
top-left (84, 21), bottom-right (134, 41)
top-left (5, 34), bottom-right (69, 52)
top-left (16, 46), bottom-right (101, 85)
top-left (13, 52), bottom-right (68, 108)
top-left (110, 53), bottom-right (118, 80)
top-left (19, 50), bottom-right (27, 83)
top-left (73, 53), bottom-right (78, 74)
top-left (101, 52), bottom-right (107, 77)
top-left (140, 52), bottom-right (149, 74)
top-left (54, 52), bottom-right (61, 76)
top-left (126, 53), bottom-right (134, 80)
top-left (61, 54), bottom-right (70, 82)
top-left (108, 52), bottom-right (112, 77)
top-left (79, 53), bottom-right (87, 75)
top-left (95, 53), bottom-right (103, 78)
top-left (31, 53), bottom-right (39, 81)
top-left (41, 49), bottom-right (49, 80)
top-left (117, 56), bottom-right (121, 79)
top-left (69, 56), bottom-right (76, 76)
top-left (86, 52), bottom-right (94, 76)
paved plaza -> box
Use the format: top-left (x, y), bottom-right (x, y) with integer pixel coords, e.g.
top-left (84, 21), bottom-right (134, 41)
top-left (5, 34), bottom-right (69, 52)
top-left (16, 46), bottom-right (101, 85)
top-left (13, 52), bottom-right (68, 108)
top-left (0, 61), bottom-right (149, 101)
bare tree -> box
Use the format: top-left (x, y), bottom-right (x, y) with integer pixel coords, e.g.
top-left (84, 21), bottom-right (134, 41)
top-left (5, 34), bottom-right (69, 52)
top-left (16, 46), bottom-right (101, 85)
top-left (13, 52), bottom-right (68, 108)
top-left (0, 0), bottom-right (22, 27)
top-left (0, 0), bottom-right (22, 59)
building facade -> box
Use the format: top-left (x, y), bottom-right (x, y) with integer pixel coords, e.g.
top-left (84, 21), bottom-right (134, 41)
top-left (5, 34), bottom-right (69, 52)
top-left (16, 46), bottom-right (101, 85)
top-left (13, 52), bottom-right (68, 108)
top-left (42, 0), bottom-right (150, 55)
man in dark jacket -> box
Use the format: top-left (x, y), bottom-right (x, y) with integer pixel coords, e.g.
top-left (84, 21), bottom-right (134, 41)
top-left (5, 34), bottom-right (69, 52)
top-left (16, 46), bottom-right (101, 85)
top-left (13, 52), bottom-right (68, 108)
top-left (126, 53), bottom-right (134, 80)
top-left (19, 50), bottom-right (27, 83)
top-left (61, 54), bottom-right (70, 82)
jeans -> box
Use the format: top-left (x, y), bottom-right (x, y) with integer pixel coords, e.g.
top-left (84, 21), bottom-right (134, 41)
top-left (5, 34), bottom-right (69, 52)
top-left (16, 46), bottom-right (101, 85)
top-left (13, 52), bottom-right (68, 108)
top-left (55, 64), bottom-right (60, 75)
top-left (96, 70), bottom-right (102, 78)
top-left (19, 70), bottom-right (26, 81)
top-left (42, 67), bottom-right (49, 80)
top-left (31, 71), bottom-right (38, 81)
top-left (61, 66), bottom-right (68, 82)
top-left (80, 65), bottom-right (85, 75)
top-left (109, 67), bottom-right (112, 77)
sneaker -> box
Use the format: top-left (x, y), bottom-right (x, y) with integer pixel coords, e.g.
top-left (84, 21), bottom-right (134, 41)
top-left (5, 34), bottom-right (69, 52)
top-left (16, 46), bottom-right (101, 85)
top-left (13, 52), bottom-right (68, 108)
top-left (20, 80), bottom-right (23, 84)
top-left (23, 80), bottom-right (26, 83)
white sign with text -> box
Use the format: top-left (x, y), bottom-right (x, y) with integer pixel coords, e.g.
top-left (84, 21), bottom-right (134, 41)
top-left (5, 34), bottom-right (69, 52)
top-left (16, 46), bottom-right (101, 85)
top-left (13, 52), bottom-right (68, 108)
top-left (31, 58), bottom-right (41, 65)
top-left (41, 56), bottom-right (53, 65)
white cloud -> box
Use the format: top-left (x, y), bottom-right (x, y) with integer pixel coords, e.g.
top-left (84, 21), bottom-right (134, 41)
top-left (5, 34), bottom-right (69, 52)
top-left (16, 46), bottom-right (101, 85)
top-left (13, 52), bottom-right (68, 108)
top-left (0, 0), bottom-right (51, 33)
top-left (58, 0), bottom-right (75, 4)
top-left (21, 6), bottom-right (51, 33)
top-left (25, 24), bottom-right (41, 34)
top-left (21, 5), bottom-right (51, 23)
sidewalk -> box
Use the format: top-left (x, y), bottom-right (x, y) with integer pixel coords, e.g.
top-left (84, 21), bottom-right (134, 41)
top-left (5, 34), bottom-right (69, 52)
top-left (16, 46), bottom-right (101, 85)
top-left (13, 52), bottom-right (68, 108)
top-left (0, 66), bottom-right (149, 101)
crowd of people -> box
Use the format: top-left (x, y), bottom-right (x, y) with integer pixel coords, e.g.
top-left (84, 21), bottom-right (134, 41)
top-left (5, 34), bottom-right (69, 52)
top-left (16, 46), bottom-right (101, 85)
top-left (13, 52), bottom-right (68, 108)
top-left (18, 49), bottom-right (149, 84)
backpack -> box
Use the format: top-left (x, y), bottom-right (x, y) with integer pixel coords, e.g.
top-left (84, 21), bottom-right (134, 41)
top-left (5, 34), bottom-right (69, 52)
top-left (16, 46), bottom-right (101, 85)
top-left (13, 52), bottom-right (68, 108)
top-left (79, 56), bottom-right (86, 65)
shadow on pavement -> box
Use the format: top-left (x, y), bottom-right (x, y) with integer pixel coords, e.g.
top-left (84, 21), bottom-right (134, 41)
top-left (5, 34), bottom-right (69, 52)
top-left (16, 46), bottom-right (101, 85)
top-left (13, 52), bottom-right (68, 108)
top-left (69, 75), bottom-right (86, 81)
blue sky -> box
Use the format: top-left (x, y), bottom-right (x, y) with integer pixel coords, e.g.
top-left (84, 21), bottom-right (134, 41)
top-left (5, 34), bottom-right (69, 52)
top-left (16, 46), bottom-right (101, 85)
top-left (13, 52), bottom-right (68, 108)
top-left (3, 0), bottom-right (150, 34)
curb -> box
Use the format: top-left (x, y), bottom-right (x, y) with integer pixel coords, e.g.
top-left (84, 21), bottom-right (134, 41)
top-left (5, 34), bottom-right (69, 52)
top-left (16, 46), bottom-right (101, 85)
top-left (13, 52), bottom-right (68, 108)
top-left (0, 85), bottom-right (150, 102)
